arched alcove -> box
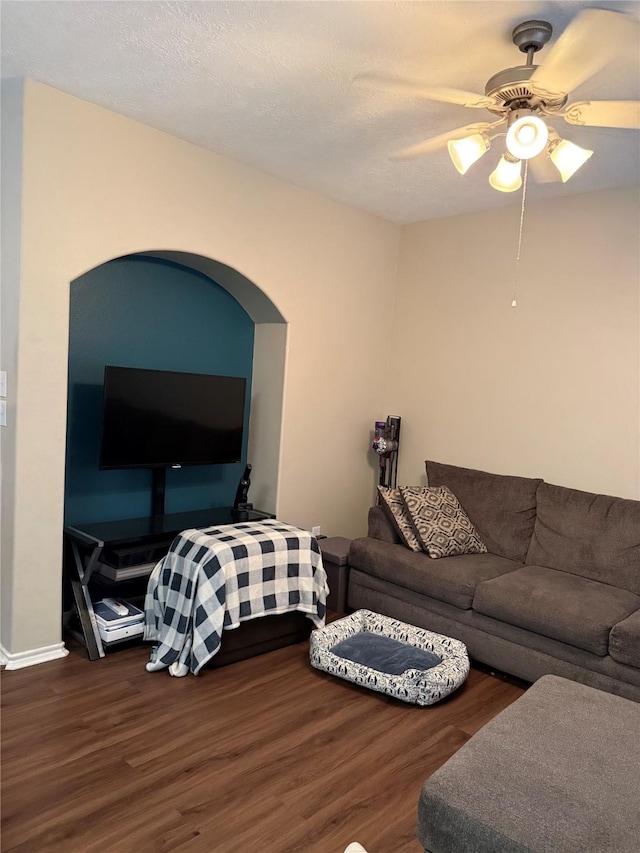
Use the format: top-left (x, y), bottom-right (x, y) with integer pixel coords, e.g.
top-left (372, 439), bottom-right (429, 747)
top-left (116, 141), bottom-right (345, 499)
top-left (140, 252), bottom-right (288, 515)
top-left (66, 250), bottom-right (287, 524)
top-left (2, 82), bottom-right (399, 667)
top-left (142, 251), bottom-right (286, 324)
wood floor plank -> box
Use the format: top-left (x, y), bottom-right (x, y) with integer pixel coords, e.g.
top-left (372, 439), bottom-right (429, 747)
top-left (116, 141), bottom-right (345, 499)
top-left (1, 636), bottom-right (525, 852)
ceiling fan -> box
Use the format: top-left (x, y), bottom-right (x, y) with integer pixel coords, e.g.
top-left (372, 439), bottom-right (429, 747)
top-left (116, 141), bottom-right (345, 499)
top-left (357, 9), bottom-right (640, 192)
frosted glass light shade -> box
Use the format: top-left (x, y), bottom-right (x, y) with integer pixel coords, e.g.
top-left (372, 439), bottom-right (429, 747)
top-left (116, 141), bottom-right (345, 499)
top-left (506, 112), bottom-right (548, 160)
top-left (489, 156), bottom-right (522, 192)
top-left (447, 133), bottom-right (490, 174)
top-left (549, 139), bottom-right (593, 182)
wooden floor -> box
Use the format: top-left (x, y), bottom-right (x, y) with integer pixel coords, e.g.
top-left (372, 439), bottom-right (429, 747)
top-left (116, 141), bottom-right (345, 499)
top-left (1, 636), bottom-right (525, 853)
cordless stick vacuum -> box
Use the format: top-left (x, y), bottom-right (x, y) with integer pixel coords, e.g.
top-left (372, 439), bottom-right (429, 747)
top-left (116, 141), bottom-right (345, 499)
top-left (372, 416), bottom-right (401, 489)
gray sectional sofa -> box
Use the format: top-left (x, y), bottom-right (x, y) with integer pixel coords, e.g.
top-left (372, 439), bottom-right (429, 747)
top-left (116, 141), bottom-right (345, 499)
top-left (348, 461), bottom-right (640, 701)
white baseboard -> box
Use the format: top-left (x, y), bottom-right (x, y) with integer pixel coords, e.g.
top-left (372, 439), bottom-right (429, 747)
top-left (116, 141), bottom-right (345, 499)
top-left (0, 641), bottom-right (69, 670)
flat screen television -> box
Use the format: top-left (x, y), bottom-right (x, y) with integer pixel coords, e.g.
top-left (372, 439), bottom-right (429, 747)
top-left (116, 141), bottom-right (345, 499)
top-left (99, 366), bottom-right (246, 470)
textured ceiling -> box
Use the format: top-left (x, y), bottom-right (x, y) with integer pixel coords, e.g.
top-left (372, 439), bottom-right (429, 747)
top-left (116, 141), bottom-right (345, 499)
top-left (2, 0), bottom-right (639, 223)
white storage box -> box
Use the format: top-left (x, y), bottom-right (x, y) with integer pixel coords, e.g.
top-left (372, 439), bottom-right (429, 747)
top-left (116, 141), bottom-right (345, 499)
top-left (98, 620), bottom-right (145, 644)
top-left (94, 599), bottom-right (144, 643)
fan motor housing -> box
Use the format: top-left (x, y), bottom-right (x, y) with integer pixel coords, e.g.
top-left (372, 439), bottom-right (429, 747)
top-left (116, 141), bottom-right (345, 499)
top-left (484, 65), bottom-right (568, 114)
top-left (512, 20), bottom-right (553, 53)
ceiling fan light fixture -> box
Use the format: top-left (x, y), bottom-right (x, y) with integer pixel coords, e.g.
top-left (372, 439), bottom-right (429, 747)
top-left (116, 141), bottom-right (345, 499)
top-left (447, 133), bottom-right (490, 174)
top-left (548, 138), bottom-right (594, 182)
top-left (506, 110), bottom-right (549, 160)
top-left (489, 154), bottom-right (523, 192)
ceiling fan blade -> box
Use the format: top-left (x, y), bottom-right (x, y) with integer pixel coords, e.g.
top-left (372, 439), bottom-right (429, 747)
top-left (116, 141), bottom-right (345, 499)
top-left (355, 72), bottom-right (494, 109)
top-left (532, 9), bottom-right (640, 94)
top-left (529, 152), bottom-right (561, 184)
top-left (391, 122), bottom-right (499, 160)
top-left (563, 100), bottom-right (640, 129)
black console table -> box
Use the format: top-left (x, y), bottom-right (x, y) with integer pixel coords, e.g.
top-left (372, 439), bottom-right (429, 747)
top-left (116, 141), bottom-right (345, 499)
top-left (64, 507), bottom-right (275, 660)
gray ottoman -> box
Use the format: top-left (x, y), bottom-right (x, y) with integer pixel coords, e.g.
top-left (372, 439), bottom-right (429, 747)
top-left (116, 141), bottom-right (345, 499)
top-left (417, 674), bottom-right (640, 853)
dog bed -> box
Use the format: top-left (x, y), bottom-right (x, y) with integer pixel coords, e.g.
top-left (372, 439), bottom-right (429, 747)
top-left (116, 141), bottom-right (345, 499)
top-left (309, 609), bottom-right (469, 705)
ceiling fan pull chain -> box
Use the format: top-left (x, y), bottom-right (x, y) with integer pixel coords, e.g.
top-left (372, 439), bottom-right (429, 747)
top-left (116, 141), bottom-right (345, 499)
top-left (512, 161), bottom-right (529, 308)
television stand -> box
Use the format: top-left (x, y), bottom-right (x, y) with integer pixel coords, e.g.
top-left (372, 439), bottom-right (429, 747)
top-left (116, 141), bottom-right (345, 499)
top-left (64, 506), bottom-right (276, 660)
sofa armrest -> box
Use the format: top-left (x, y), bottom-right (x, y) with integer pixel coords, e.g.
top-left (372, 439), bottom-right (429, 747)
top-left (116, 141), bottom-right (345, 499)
top-left (368, 505), bottom-right (400, 544)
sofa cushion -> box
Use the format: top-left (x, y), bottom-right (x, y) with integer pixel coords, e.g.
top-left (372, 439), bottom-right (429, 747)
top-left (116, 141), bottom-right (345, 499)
top-left (474, 565), bottom-right (640, 656)
top-left (610, 610), bottom-right (640, 669)
top-left (377, 487), bottom-right (422, 552)
top-left (426, 461), bottom-right (541, 563)
top-left (399, 485), bottom-right (487, 559)
top-left (348, 536), bottom-right (521, 610)
top-left (526, 482), bottom-right (640, 595)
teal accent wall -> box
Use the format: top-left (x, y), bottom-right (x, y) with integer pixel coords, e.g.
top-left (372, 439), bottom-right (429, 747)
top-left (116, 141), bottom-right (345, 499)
top-left (65, 256), bottom-right (255, 524)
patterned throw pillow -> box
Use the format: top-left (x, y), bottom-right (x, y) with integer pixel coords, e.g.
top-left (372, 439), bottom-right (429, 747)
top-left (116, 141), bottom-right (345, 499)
top-left (377, 486), bottom-right (422, 552)
top-left (399, 485), bottom-right (488, 559)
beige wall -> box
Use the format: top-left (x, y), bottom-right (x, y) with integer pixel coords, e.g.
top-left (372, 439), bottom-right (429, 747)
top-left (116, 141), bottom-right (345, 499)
top-left (1, 79), bottom-right (25, 651)
top-left (249, 322), bottom-right (288, 513)
top-left (388, 186), bottom-right (640, 499)
top-left (1, 81), bottom-right (400, 655)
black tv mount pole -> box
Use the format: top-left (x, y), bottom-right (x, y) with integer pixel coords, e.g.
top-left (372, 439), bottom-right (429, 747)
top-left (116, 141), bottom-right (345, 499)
top-left (151, 462), bottom-right (253, 530)
top-left (152, 467), bottom-right (169, 529)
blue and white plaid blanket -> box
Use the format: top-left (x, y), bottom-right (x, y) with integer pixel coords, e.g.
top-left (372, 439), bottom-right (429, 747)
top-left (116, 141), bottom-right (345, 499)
top-left (144, 519), bottom-right (327, 676)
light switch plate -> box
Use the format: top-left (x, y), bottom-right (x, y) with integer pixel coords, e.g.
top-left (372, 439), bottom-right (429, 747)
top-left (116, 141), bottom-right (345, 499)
top-left (0, 371), bottom-right (6, 398)
top-left (0, 400), bottom-right (6, 427)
